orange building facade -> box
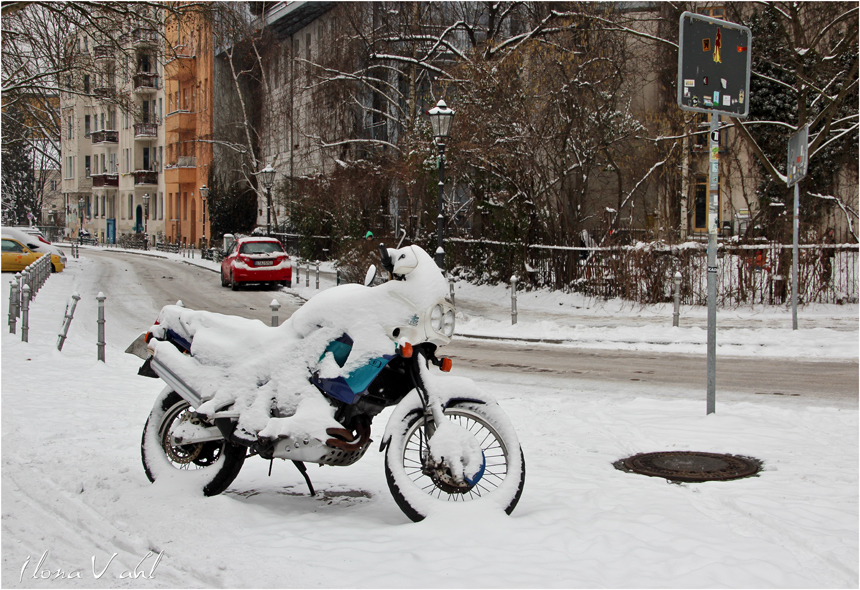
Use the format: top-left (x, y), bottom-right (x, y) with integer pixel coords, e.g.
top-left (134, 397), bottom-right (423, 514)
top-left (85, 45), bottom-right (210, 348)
top-left (163, 7), bottom-right (212, 247)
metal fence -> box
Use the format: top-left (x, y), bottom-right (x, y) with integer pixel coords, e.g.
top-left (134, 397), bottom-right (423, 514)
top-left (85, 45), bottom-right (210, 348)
top-left (447, 238), bottom-right (858, 306)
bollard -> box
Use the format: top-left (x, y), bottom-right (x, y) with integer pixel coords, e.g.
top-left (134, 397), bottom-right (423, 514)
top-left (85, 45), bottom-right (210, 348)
top-left (306, 263), bottom-right (310, 287)
top-left (337, 270), bottom-right (340, 286)
top-left (673, 272), bottom-right (682, 327)
top-left (15, 272), bottom-right (23, 318)
top-left (270, 299), bottom-right (281, 327)
top-left (9, 279), bottom-right (19, 334)
top-left (315, 263), bottom-right (320, 289)
top-left (96, 292), bottom-right (106, 362)
top-left (449, 276), bottom-right (455, 306)
top-left (21, 285), bottom-right (30, 342)
top-left (294, 260), bottom-right (299, 286)
top-left (22, 270), bottom-right (31, 304)
top-left (511, 275), bottom-right (518, 325)
top-left (57, 293), bottom-right (81, 351)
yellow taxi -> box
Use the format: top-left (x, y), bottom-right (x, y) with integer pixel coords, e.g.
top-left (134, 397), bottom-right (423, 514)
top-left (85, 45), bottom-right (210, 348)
top-left (1, 236), bottom-right (45, 272)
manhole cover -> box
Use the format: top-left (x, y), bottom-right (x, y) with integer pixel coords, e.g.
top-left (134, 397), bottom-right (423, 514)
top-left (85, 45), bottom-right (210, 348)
top-left (614, 451), bottom-right (762, 483)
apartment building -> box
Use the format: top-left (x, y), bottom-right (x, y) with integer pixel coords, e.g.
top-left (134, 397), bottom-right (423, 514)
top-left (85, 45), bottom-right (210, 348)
top-left (163, 8), bottom-right (213, 246)
top-left (60, 22), bottom-right (168, 243)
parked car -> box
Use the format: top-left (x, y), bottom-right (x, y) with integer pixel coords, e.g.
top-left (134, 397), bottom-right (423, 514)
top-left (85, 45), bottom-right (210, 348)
top-left (9, 226), bottom-right (51, 244)
top-left (2, 236), bottom-right (44, 272)
top-left (220, 236), bottom-right (291, 290)
top-left (1, 227), bottom-right (66, 272)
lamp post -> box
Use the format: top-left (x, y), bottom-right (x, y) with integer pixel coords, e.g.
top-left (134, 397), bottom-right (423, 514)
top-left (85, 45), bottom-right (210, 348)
top-left (257, 164), bottom-right (276, 236)
top-left (78, 196), bottom-right (84, 243)
top-left (199, 184), bottom-right (209, 250)
top-left (428, 99), bottom-right (455, 270)
top-left (142, 193), bottom-right (150, 250)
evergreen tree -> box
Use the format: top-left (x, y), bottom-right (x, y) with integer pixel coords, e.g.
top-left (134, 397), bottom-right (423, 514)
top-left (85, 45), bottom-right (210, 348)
top-left (1, 108), bottom-right (38, 225)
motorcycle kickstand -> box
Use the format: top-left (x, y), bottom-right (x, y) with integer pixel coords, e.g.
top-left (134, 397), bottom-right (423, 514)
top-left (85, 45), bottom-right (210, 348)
top-left (292, 460), bottom-right (316, 496)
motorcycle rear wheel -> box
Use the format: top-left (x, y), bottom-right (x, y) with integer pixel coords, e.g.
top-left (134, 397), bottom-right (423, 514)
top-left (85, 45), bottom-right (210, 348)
top-left (385, 401), bottom-right (525, 522)
top-left (141, 390), bottom-right (246, 496)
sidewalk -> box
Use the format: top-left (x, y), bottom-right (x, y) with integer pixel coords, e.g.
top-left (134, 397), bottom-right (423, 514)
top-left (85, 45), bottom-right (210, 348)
top-left (58, 242), bottom-right (860, 360)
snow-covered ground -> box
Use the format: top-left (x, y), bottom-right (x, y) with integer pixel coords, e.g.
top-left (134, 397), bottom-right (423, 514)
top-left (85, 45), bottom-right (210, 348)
top-left (2, 246), bottom-right (857, 588)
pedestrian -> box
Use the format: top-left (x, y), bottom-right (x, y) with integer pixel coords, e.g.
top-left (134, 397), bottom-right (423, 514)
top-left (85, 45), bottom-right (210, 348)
top-left (366, 231), bottom-right (374, 241)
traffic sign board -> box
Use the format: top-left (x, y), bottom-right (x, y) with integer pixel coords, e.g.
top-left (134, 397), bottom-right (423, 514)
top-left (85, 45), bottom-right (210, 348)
top-left (787, 124), bottom-right (809, 187)
top-left (678, 12), bottom-right (752, 118)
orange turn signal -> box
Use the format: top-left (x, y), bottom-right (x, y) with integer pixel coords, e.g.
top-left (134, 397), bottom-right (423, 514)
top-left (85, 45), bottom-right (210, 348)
top-left (440, 357), bottom-right (452, 372)
top-left (400, 342), bottom-right (413, 358)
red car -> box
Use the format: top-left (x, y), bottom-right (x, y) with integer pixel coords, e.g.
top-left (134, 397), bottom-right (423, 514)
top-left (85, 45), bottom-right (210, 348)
top-left (220, 237), bottom-right (292, 290)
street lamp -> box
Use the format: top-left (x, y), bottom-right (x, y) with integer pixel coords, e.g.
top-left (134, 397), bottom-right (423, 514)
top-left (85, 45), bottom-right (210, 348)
top-left (78, 196), bottom-right (84, 243)
top-left (199, 184), bottom-right (209, 250)
top-left (257, 164), bottom-right (276, 236)
top-left (142, 193), bottom-right (150, 250)
top-left (428, 99), bottom-right (455, 270)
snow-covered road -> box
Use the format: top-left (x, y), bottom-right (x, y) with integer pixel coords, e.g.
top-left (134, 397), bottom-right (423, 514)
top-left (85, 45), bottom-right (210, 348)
top-left (1, 249), bottom-right (857, 588)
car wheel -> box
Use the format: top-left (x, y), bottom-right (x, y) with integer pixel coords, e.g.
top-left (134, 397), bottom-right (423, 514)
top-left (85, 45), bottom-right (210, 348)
top-left (231, 273), bottom-right (239, 291)
top-left (221, 270), bottom-right (228, 287)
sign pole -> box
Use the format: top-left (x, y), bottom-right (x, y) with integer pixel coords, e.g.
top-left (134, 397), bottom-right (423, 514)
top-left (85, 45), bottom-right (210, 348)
top-left (707, 114), bottom-right (719, 414)
top-left (678, 11), bottom-right (751, 415)
top-left (787, 124), bottom-right (808, 331)
top-left (792, 182), bottom-right (799, 330)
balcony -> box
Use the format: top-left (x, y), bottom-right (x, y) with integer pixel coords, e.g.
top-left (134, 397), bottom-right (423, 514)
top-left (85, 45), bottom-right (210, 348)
top-left (93, 86), bottom-right (116, 101)
top-left (134, 122), bottom-right (158, 139)
top-left (93, 45), bottom-right (112, 59)
top-left (91, 174), bottom-right (119, 188)
top-left (133, 72), bottom-right (159, 94)
top-left (164, 54), bottom-right (196, 81)
top-left (131, 28), bottom-right (158, 47)
top-left (91, 130), bottom-right (119, 144)
top-left (134, 170), bottom-right (159, 186)
top-left (165, 110), bottom-right (196, 133)
top-left (164, 158), bottom-right (197, 185)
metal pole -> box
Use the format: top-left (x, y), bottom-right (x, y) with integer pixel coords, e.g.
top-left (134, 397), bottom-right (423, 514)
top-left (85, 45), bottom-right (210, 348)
top-left (21, 285), bottom-right (30, 343)
top-left (706, 114), bottom-right (719, 415)
top-left (305, 263), bottom-right (309, 287)
top-left (449, 276), bottom-right (455, 306)
top-left (435, 144), bottom-right (446, 271)
top-left (791, 182), bottom-right (799, 330)
top-left (96, 292), bottom-right (106, 362)
top-left (57, 293), bottom-right (81, 351)
top-left (315, 263), bottom-right (320, 289)
top-left (9, 279), bottom-right (19, 334)
top-left (511, 275), bottom-right (518, 325)
top-left (673, 271), bottom-right (682, 327)
top-left (270, 299), bottom-right (281, 327)
top-left (15, 272), bottom-right (23, 317)
top-left (267, 187), bottom-right (271, 236)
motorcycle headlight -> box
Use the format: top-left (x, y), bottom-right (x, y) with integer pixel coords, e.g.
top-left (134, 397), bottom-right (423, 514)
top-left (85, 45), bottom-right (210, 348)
top-left (442, 309), bottom-right (455, 337)
top-left (430, 304), bottom-right (444, 332)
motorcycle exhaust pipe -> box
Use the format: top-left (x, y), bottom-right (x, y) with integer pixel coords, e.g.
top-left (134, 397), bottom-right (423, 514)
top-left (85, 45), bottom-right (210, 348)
top-left (149, 355), bottom-right (207, 408)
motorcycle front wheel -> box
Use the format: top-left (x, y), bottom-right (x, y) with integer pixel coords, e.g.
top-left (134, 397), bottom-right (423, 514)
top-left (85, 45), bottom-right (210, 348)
top-left (385, 401), bottom-right (525, 522)
top-left (141, 390), bottom-right (246, 496)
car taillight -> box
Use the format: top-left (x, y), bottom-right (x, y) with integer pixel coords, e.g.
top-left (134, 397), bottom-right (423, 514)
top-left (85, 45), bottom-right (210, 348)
top-left (38, 236), bottom-right (51, 245)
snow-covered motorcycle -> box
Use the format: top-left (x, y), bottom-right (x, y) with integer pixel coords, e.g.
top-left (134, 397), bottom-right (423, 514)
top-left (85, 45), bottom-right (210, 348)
top-left (130, 243), bottom-right (525, 521)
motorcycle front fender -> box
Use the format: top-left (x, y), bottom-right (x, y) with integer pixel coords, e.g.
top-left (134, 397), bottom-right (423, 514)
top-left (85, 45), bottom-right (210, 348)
top-left (379, 388), bottom-right (487, 452)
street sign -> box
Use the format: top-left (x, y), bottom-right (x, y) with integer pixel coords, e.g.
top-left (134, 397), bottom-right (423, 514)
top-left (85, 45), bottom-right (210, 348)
top-left (677, 12), bottom-right (752, 118)
top-left (787, 124), bottom-right (809, 188)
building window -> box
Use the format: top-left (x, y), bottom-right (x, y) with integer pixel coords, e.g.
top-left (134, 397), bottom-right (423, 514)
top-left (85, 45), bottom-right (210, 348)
top-left (85, 155), bottom-right (91, 177)
top-left (67, 116), bottom-right (73, 139)
top-left (84, 115), bottom-right (91, 137)
top-left (698, 6), bottom-right (725, 18)
top-left (129, 194), bottom-right (134, 219)
top-left (694, 175), bottom-right (722, 231)
top-left (83, 75), bottom-right (90, 93)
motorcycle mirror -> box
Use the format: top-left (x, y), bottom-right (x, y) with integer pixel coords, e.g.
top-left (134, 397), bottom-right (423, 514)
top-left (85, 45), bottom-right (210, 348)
top-left (364, 264), bottom-right (377, 287)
